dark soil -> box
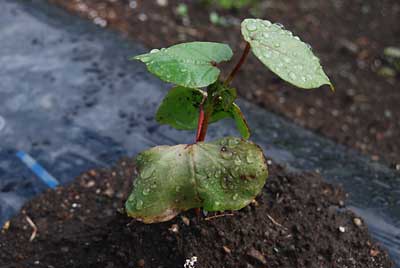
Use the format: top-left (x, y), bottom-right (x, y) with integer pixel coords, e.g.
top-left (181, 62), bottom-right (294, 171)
top-left (47, 0), bottom-right (400, 168)
top-left (0, 159), bottom-right (392, 267)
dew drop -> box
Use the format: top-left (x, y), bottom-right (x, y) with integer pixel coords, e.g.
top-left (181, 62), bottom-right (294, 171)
top-left (289, 72), bottom-right (297, 80)
top-left (301, 76), bottom-right (307, 82)
top-left (246, 155), bottom-right (254, 164)
top-left (150, 48), bottom-right (160, 54)
top-left (275, 23), bottom-right (284, 29)
top-left (285, 30), bottom-right (293, 36)
top-left (246, 22), bottom-right (258, 32)
top-left (136, 200), bottom-right (143, 210)
top-left (140, 56), bottom-right (151, 63)
top-left (215, 201), bottom-right (221, 207)
top-left (221, 177), bottom-right (228, 189)
top-left (221, 150), bottom-right (233, 160)
top-left (263, 32), bottom-right (270, 39)
top-left (265, 51), bottom-right (272, 58)
top-left (141, 167), bottom-right (154, 179)
top-left (234, 157), bottom-right (242, 166)
top-left (294, 36), bottom-right (300, 41)
top-left (262, 20), bottom-right (272, 27)
top-left (232, 194), bottom-right (239, 201)
top-left (274, 43), bottom-right (280, 48)
top-left (228, 138), bottom-right (239, 147)
top-left (142, 188), bottom-right (150, 195)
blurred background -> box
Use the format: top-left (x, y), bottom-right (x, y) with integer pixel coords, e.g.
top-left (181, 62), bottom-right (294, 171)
top-left (49, 0), bottom-right (400, 167)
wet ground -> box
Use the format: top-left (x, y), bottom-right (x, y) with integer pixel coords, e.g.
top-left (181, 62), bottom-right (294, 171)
top-left (0, 0), bottom-right (399, 266)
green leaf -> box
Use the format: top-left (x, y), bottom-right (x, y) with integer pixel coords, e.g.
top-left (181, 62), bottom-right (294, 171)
top-left (231, 104), bottom-right (250, 139)
top-left (155, 84), bottom-right (250, 138)
top-left (133, 42), bottom-right (233, 88)
top-left (156, 86), bottom-right (205, 130)
top-left (125, 137), bottom-right (268, 223)
top-left (241, 19), bottom-right (333, 90)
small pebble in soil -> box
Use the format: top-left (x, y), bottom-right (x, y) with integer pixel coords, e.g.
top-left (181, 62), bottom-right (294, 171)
top-left (156, 0), bottom-right (168, 7)
top-left (353, 218), bottom-right (362, 227)
top-left (181, 216), bottom-right (190, 226)
top-left (223, 246), bottom-right (232, 254)
top-left (88, 170), bottom-right (97, 177)
top-left (2, 221), bottom-right (10, 231)
top-left (247, 247), bottom-right (267, 265)
top-left (138, 13), bottom-right (148, 22)
top-left (370, 248), bottom-right (380, 257)
top-left (137, 259), bottom-right (145, 267)
top-left (339, 226), bottom-right (346, 233)
top-left (168, 224), bottom-right (179, 234)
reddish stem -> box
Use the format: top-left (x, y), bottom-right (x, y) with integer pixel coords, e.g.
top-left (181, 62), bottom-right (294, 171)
top-left (195, 100), bottom-right (210, 142)
top-left (196, 43), bottom-right (251, 143)
top-left (224, 42), bottom-right (251, 85)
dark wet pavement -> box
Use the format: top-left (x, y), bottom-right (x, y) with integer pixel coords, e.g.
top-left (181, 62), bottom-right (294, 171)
top-left (1, 0), bottom-right (399, 265)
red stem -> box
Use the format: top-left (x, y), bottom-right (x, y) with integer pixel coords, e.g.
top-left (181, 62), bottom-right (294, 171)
top-left (195, 43), bottom-right (251, 143)
top-left (224, 42), bottom-right (251, 85)
top-left (195, 102), bottom-right (210, 142)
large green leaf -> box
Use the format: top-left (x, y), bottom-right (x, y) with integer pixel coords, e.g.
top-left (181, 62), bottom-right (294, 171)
top-left (133, 42), bottom-right (233, 88)
top-left (125, 137), bottom-right (268, 223)
top-left (241, 19), bottom-right (333, 90)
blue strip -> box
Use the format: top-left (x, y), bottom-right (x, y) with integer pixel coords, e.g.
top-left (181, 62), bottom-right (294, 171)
top-left (16, 151), bottom-right (59, 189)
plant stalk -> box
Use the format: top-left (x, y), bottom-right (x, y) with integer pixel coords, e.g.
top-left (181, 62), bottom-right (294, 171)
top-left (195, 97), bottom-right (211, 142)
top-left (224, 42), bottom-right (251, 85)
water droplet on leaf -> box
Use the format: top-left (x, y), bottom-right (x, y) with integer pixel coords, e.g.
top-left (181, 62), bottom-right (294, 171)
top-left (141, 167), bottom-right (154, 179)
top-left (136, 200), bottom-right (143, 210)
top-left (262, 20), bottom-right (272, 27)
top-left (246, 22), bottom-right (258, 32)
top-left (150, 49), bottom-right (160, 54)
top-left (142, 188), bottom-right (150, 195)
top-left (246, 155), bottom-right (254, 164)
top-left (234, 157), bottom-right (242, 166)
top-left (232, 194), bottom-right (239, 201)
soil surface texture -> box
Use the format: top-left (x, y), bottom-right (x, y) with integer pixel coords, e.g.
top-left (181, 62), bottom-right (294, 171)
top-left (48, 0), bottom-right (400, 168)
top-left (0, 159), bottom-right (392, 268)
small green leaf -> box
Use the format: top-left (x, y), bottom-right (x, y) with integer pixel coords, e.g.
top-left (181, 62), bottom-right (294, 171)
top-left (125, 137), bottom-right (268, 223)
top-left (156, 86), bottom-right (205, 130)
top-left (133, 42), bottom-right (233, 88)
top-left (231, 104), bottom-right (250, 139)
top-left (156, 84), bottom-right (249, 139)
top-left (241, 19), bottom-right (333, 90)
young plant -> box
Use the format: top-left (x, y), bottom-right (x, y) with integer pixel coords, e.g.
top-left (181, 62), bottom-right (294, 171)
top-left (126, 19), bottom-right (333, 223)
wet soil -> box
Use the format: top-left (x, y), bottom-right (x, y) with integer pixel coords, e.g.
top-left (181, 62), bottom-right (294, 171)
top-left (0, 159), bottom-right (392, 267)
top-left (47, 0), bottom-right (400, 168)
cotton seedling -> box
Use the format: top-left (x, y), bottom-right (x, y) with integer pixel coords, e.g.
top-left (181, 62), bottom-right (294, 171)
top-left (126, 18), bottom-right (333, 223)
